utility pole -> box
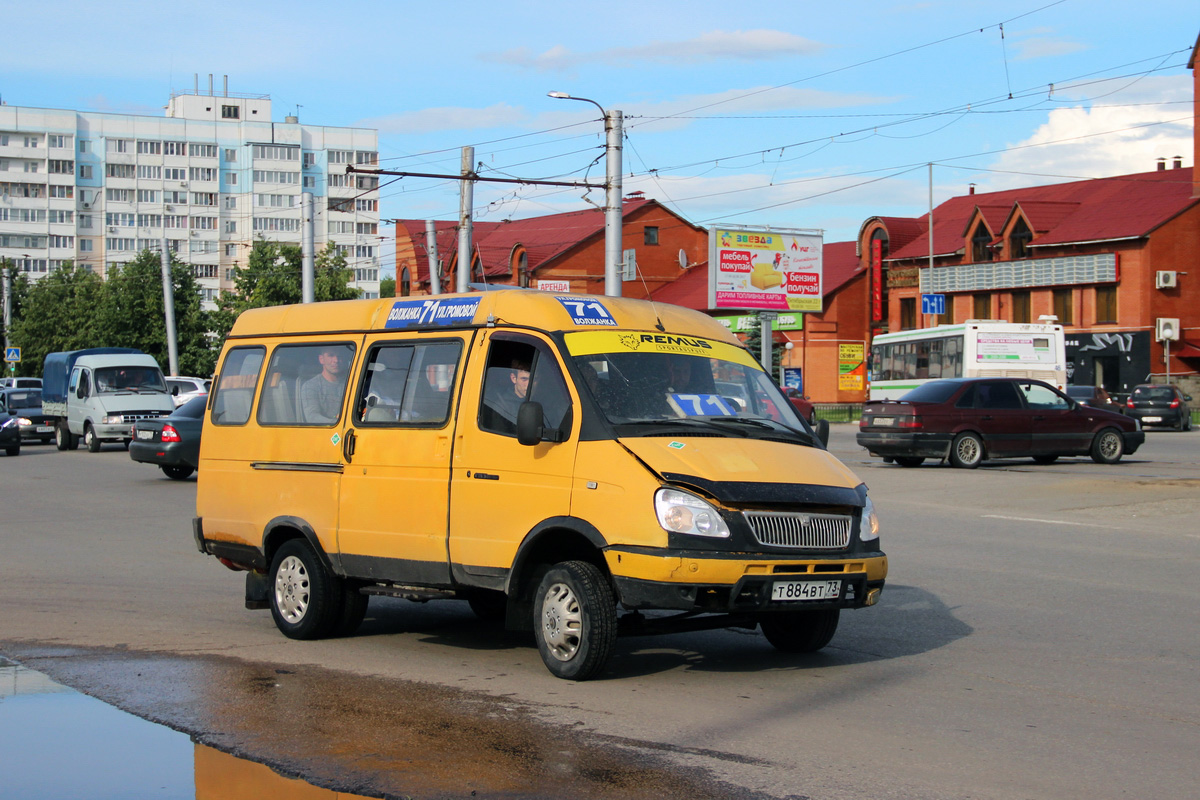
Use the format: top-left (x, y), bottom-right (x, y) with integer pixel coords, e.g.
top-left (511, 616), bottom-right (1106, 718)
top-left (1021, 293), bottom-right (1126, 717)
top-left (457, 147), bottom-right (474, 294)
top-left (302, 192), bottom-right (315, 303)
top-left (160, 238), bottom-right (179, 376)
top-left (426, 220), bottom-right (441, 295)
top-left (1, 257), bottom-right (11, 352)
top-left (603, 109), bottom-right (624, 297)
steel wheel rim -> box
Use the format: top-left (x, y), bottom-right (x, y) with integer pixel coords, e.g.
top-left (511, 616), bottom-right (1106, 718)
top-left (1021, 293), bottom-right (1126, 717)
top-left (274, 555), bottom-right (311, 623)
top-left (957, 437), bottom-right (980, 465)
top-left (1099, 432), bottom-right (1120, 459)
top-left (540, 581), bottom-right (583, 662)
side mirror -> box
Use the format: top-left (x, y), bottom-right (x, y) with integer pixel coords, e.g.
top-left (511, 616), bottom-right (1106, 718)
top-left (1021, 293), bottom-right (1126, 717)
top-left (76, 384), bottom-right (87, 400)
top-left (172, 385), bottom-right (180, 396)
top-left (814, 418), bottom-right (830, 447)
top-left (516, 401), bottom-right (545, 446)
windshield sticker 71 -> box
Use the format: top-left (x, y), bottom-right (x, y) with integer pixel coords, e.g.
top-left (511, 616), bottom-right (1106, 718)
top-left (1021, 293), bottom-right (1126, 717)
top-left (385, 297), bottom-right (481, 329)
top-left (668, 393), bottom-right (738, 417)
top-left (556, 297), bottom-right (617, 326)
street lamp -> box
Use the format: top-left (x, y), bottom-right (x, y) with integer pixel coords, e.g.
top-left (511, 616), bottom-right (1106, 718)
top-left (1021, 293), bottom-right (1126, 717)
top-left (548, 91), bottom-right (623, 297)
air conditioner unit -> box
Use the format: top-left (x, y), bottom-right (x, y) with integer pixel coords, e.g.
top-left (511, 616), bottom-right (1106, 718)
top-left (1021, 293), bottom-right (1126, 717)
top-left (165, 205), bottom-right (174, 212)
top-left (1156, 318), bottom-right (1180, 341)
top-left (1155, 270), bottom-right (1178, 289)
top-left (180, 181), bottom-right (188, 187)
top-left (81, 202), bottom-right (90, 209)
top-left (108, 226), bottom-right (117, 233)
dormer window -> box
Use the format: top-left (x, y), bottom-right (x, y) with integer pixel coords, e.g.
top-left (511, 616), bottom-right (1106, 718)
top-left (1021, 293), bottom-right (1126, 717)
top-left (1009, 218), bottom-right (1032, 260)
top-left (971, 224), bottom-right (993, 262)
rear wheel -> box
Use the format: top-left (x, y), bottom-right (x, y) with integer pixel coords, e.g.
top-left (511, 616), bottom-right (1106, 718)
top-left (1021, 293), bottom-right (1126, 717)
top-left (533, 561), bottom-right (617, 681)
top-left (760, 609), bottom-right (841, 653)
top-left (55, 422), bottom-right (78, 451)
top-left (1032, 455), bottom-right (1059, 465)
top-left (84, 423), bottom-right (101, 453)
top-left (1090, 428), bottom-right (1125, 464)
top-left (160, 464), bottom-right (195, 480)
top-left (949, 432), bottom-right (984, 469)
top-left (894, 456), bottom-right (925, 468)
top-left (269, 539), bottom-right (340, 640)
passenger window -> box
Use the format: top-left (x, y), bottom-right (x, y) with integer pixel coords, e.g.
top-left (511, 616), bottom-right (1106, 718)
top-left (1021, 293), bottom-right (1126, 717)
top-left (977, 382), bottom-right (1022, 410)
top-left (479, 340), bottom-right (571, 437)
top-left (355, 341), bottom-right (461, 426)
top-left (211, 346), bottom-right (265, 426)
top-left (1019, 383), bottom-right (1069, 411)
top-left (257, 343), bottom-right (355, 426)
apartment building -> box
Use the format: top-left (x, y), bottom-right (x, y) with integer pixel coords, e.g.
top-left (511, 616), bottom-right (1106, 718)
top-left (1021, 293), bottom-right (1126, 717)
top-left (0, 83), bottom-right (381, 307)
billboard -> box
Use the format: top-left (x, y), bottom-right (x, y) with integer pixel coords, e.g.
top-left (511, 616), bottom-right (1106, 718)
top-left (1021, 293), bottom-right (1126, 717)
top-left (708, 226), bottom-right (823, 312)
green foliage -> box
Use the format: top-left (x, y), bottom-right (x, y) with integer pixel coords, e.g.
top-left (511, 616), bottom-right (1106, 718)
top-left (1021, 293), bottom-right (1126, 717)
top-left (742, 314), bottom-right (785, 375)
top-left (7, 262), bottom-right (105, 377)
top-left (379, 276), bottom-right (396, 298)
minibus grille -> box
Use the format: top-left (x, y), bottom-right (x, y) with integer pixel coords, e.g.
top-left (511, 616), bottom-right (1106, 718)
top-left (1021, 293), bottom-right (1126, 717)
top-left (743, 511), bottom-right (852, 550)
top-left (120, 411), bottom-right (169, 423)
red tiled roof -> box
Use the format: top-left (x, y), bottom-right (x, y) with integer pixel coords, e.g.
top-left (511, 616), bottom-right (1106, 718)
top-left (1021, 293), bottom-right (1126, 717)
top-left (887, 168), bottom-right (1198, 261)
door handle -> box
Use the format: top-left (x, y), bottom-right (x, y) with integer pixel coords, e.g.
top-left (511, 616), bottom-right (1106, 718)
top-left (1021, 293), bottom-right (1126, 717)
top-left (342, 429), bottom-right (356, 463)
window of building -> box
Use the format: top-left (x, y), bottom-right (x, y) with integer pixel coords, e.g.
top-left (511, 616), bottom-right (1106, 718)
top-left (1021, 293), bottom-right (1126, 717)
top-left (106, 139), bottom-right (132, 153)
top-left (189, 144), bottom-right (218, 158)
top-left (224, 148), bottom-right (238, 163)
top-left (517, 252), bottom-right (529, 288)
top-left (644, 226), bottom-right (659, 246)
top-left (400, 267), bottom-right (411, 296)
top-left (973, 294), bottom-right (991, 320)
top-left (303, 152), bottom-right (316, 168)
top-left (900, 297), bottom-right (917, 330)
top-left (1053, 289), bottom-right (1074, 325)
top-left (221, 105), bottom-right (240, 119)
top-left (1011, 290), bottom-right (1031, 323)
top-left (224, 220), bottom-right (237, 234)
top-left (137, 140), bottom-right (161, 155)
top-left (971, 224), bottom-right (993, 262)
top-left (1095, 286), bottom-right (1117, 324)
top-left (78, 140), bottom-right (91, 154)
top-left (163, 141), bottom-right (186, 156)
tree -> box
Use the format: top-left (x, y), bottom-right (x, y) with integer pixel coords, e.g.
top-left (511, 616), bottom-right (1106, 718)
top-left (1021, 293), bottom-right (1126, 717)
top-left (8, 263), bottom-right (105, 377)
top-left (379, 276), bottom-right (396, 298)
top-left (743, 314), bottom-right (785, 379)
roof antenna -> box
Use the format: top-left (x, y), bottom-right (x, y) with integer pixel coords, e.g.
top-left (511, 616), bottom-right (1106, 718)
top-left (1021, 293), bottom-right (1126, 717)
top-left (630, 253), bottom-right (667, 331)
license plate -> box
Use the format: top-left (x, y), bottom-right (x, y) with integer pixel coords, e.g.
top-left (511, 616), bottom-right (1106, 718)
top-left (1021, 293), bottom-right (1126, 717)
top-left (136, 429), bottom-right (155, 440)
top-left (771, 579), bottom-right (841, 602)
top-left (872, 417), bottom-right (894, 427)
top-left (36, 426), bottom-right (53, 433)
top-left (1142, 416), bottom-right (1161, 423)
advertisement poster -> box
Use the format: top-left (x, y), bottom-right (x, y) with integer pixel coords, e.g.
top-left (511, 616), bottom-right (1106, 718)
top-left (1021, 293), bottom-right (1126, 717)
top-left (708, 226), bottom-right (823, 312)
top-left (838, 343), bottom-right (866, 391)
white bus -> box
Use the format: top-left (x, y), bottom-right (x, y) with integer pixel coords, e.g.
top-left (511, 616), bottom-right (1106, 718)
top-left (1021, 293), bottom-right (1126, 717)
top-left (868, 320), bottom-right (1067, 401)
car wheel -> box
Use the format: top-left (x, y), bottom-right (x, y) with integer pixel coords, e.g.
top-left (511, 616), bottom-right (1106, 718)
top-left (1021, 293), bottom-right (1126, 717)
top-left (160, 464), bottom-right (195, 481)
top-left (533, 561), bottom-right (617, 681)
top-left (949, 432), bottom-right (984, 469)
top-left (1032, 455), bottom-right (1059, 465)
top-left (466, 589), bottom-right (508, 622)
top-left (4, 445), bottom-right (18, 457)
top-left (1090, 428), bottom-right (1125, 464)
top-left (894, 456), bottom-right (925, 468)
top-left (269, 539), bottom-right (340, 640)
top-left (1186, 415), bottom-right (1193, 432)
top-left (55, 422), bottom-right (77, 451)
top-left (760, 609), bottom-right (840, 653)
top-left (84, 423), bottom-right (102, 452)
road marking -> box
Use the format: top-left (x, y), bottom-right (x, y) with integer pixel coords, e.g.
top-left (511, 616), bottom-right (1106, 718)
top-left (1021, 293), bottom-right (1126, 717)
top-left (982, 514), bottom-right (1110, 528)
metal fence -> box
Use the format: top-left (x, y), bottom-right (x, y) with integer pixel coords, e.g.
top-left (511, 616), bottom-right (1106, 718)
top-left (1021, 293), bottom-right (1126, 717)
top-left (812, 404), bottom-right (862, 423)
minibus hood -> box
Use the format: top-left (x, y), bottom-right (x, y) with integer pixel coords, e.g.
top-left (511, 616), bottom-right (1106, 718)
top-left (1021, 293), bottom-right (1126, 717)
top-left (619, 436), bottom-right (862, 505)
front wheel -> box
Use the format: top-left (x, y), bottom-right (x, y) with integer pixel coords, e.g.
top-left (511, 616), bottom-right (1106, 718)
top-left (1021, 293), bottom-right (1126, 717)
top-left (1090, 428), bottom-right (1125, 464)
top-left (161, 464), bottom-right (195, 480)
top-left (4, 445), bottom-right (18, 457)
top-left (84, 423), bottom-right (101, 452)
top-left (269, 539), bottom-right (340, 640)
top-left (949, 432), bottom-right (984, 469)
top-left (760, 609), bottom-right (840, 653)
top-left (533, 561), bottom-right (617, 681)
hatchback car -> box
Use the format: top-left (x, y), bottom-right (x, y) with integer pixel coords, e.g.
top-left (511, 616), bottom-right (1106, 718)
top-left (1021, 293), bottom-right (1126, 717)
top-left (165, 376), bottom-right (211, 408)
top-left (128, 394), bottom-right (205, 479)
top-left (1125, 384), bottom-right (1193, 431)
top-left (857, 377), bottom-right (1144, 468)
top-left (0, 388), bottom-right (54, 443)
top-left (1066, 385), bottom-right (1123, 415)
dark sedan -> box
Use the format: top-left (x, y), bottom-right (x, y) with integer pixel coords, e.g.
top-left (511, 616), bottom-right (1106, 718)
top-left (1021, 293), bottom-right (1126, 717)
top-left (0, 388), bottom-right (55, 444)
top-left (1125, 383), bottom-right (1193, 431)
top-left (1065, 384), bottom-right (1124, 415)
top-left (857, 377), bottom-right (1144, 468)
top-left (128, 394), bottom-right (205, 479)
top-left (0, 407), bottom-right (19, 456)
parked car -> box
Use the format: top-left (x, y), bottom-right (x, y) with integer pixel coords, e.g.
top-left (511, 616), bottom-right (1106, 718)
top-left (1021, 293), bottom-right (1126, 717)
top-left (857, 377), bottom-right (1144, 468)
top-left (165, 376), bottom-right (210, 408)
top-left (0, 405), bottom-right (20, 456)
top-left (1065, 384), bottom-right (1124, 415)
top-left (0, 388), bottom-right (54, 443)
top-left (1124, 383), bottom-right (1193, 431)
top-left (0, 376), bottom-right (42, 389)
top-left (128, 394), bottom-right (206, 479)
top-left (782, 387), bottom-right (816, 423)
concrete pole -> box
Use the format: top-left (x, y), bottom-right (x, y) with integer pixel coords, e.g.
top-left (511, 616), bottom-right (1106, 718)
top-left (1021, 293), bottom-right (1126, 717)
top-left (426, 220), bottom-right (441, 295)
top-left (302, 192), bottom-right (315, 303)
top-left (1, 259), bottom-right (11, 351)
top-left (759, 312), bottom-right (777, 374)
top-left (604, 110), bottom-right (624, 297)
top-left (160, 238), bottom-right (179, 376)
top-left (457, 146), bottom-right (474, 294)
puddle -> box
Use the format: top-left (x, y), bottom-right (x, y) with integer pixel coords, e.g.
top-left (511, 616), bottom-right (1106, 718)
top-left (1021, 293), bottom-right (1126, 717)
top-left (0, 656), bottom-right (375, 800)
top-left (0, 648), bottom-right (768, 800)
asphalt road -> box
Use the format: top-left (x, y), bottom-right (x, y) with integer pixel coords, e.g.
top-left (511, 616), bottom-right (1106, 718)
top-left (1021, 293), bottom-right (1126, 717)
top-left (1, 426), bottom-right (1198, 799)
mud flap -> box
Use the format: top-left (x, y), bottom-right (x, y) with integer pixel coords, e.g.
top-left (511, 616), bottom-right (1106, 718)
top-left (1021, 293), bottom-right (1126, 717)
top-left (245, 571), bottom-right (270, 610)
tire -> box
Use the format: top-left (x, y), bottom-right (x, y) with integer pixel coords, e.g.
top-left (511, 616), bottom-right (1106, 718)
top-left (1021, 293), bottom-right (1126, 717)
top-left (1090, 427), bottom-right (1125, 465)
top-left (160, 464), bottom-right (195, 480)
top-left (85, 423), bottom-right (101, 452)
top-left (4, 445), bottom-right (18, 457)
top-left (949, 432), bottom-right (985, 469)
top-left (760, 609), bottom-right (841, 653)
top-left (533, 561), bottom-right (618, 681)
top-left (269, 539), bottom-right (340, 640)
top-left (55, 422), bottom-right (78, 451)
top-left (466, 589), bottom-right (508, 622)
top-left (331, 583), bottom-right (369, 637)
top-left (894, 456), bottom-right (925, 468)
top-left (1032, 455), bottom-right (1059, 465)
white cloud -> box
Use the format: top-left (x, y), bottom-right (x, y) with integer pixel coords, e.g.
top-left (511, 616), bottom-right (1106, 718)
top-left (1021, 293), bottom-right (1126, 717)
top-left (486, 29), bottom-right (826, 71)
top-left (358, 103), bottom-right (529, 135)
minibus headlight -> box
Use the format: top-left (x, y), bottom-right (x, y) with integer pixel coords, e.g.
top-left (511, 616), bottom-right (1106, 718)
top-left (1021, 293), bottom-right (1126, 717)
top-left (654, 488), bottom-right (730, 538)
top-left (861, 495), bottom-right (881, 542)
top-left (103, 414), bottom-right (124, 425)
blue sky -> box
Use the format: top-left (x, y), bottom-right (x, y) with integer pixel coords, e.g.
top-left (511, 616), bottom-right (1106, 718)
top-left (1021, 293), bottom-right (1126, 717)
top-left (3, 1), bottom-right (1195, 274)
